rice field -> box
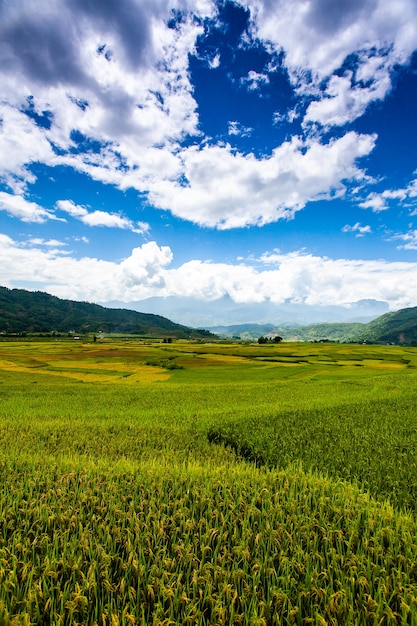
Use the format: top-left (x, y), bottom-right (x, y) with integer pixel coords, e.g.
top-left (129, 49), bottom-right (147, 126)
top-left (1, 338), bottom-right (417, 624)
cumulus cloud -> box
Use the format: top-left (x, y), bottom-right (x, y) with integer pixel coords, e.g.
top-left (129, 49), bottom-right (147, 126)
top-left (342, 222), bottom-right (372, 237)
top-left (0, 0), bottom-right (200, 85)
top-left (228, 121), bottom-right (253, 137)
top-left (0, 192), bottom-right (60, 223)
top-left (147, 131), bottom-right (376, 228)
top-left (55, 199), bottom-right (149, 233)
top-left (240, 70), bottom-right (269, 91)
top-left (119, 242), bottom-right (173, 289)
top-left (243, 0), bottom-right (417, 126)
top-left (1, 0), bottom-right (417, 314)
top-left (244, 0), bottom-right (417, 80)
top-left (393, 230), bottom-right (417, 250)
top-left (359, 186), bottom-right (411, 212)
top-left (3, 235), bottom-right (417, 312)
top-left (304, 67), bottom-right (391, 127)
top-left (0, 0), bottom-right (204, 194)
top-left (208, 53), bottom-right (221, 69)
top-left (25, 238), bottom-right (68, 248)
top-left (0, 104), bottom-right (57, 192)
top-left (0, 236), bottom-right (174, 302)
top-left (359, 193), bottom-right (389, 212)
top-left (255, 249), bottom-right (417, 309)
top-left (0, 0), bottom-right (402, 229)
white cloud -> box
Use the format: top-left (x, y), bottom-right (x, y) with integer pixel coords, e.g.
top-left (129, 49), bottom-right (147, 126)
top-left (244, 0), bottom-right (417, 81)
top-left (0, 192), bottom-right (60, 223)
top-left (342, 222), bottom-right (372, 237)
top-left (359, 193), bottom-right (389, 212)
top-left (243, 0), bottom-right (417, 125)
top-left (0, 237), bottom-right (176, 302)
top-left (359, 186), bottom-right (411, 212)
top-left (240, 70), bottom-right (270, 91)
top-left (273, 107), bottom-right (299, 125)
top-left (0, 104), bottom-right (57, 192)
top-left (59, 127), bottom-right (377, 231)
top-left (56, 200), bottom-right (87, 218)
top-left (83, 211), bottom-right (142, 231)
top-left (3, 235), bottom-right (417, 311)
top-left (304, 67), bottom-right (391, 127)
top-left (384, 189), bottom-right (409, 201)
top-left (0, 0), bottom-right (205, 193)
top-left (255, 249), bottom-right (417, 309)
top-left (228, 121), bottom-right (253, 137)
top-left (119, 242), bottom-right (173, 289)
top-left (26, 238), bottom-right (67, 247)
top-left (55, 199), bottom-right (149, 233)
top-left (407, 179), bottom-right (417, 199)
top-left (208, 54), bottom-right (221, 69)
top-left (393, 230), bottom-right (417, 250)
top-left (0, 0), bottom-right (415, 232)
top-left (147, 131), bottom-right (376, 228)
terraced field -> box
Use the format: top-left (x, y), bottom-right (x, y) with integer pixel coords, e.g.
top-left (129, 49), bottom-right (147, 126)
top-left (1, 338), bottom-right (417, 624)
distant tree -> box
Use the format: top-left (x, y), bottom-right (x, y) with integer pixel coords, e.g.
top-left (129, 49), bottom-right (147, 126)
top-left (258, 336), bottom-right (267, 344)
top-left (273, 335), bottom-right (283, 343)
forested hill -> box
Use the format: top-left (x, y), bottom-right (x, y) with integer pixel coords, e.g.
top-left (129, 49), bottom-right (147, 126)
top-left (2, 285), bottom-right (417, 344)
top-left (284, 310), bottom-right (417, 344)
top-left (210, 308), bottom-right (417, 344)
top-left (284, 307), bottom-right (417, 344)
top-left (0, 287), bottom-right (215, 339)
top-left (354, 306), bottom-right (417, 345)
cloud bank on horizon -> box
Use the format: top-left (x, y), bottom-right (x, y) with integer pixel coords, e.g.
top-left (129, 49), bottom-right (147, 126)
top-left (1, 0), bottom-right (417, 313)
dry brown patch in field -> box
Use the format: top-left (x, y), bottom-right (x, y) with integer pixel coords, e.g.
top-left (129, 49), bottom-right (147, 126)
top-left (369, 361), bottom-right (404, 370)
top-left (0, 359), bottom-right (29, 372)
top-left (0, 355), bottom-right (170, 382)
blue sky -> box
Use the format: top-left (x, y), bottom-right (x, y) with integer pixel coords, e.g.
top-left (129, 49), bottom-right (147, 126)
top-left (1, 0), bottom-right (417, 317)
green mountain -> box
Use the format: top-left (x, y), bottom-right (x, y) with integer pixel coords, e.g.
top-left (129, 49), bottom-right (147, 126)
top-left (283, 322), bottom-right (365, 342)
top-left (206, 321), bottom-right (362, 342)
top-left (2, 286), bottom-right (417, 344)
top-left (353, 307), bottom-right (417, 345)
top-left (208, 323), bottom-right (278, 339)
top-left (284, 308), bottom-right (417, 344)
top-left (0, 287), bottom-right (216, 339)
top-left (209, 308), bottom-right (417, 345)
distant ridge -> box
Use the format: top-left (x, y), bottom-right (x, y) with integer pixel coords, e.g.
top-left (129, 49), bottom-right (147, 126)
top-left (103, 295), bottom-right (389, 327)
top-left (2, 286), bottom-right (417, 344)
top-left (209, 308), bottom-right (417, 344)
top-left (355, 307), bottom-right (417, 345)
top-left (0, 287), bottom-right (216, 339)
top-left (210, 322), bottom-right (364, 342)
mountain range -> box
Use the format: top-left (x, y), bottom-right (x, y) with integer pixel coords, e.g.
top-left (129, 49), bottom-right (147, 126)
top-left (2, 286), bottom-right (417, 345)
top-left (0, 287), bottom-right (215, 340)
top-left (209, 310), bottom-right (417, 344)
top-left (103, 296), bottom-right (389, 327)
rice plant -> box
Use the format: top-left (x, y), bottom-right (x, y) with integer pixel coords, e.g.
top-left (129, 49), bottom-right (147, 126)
top-left (2, 339), bottom-right (417, 623)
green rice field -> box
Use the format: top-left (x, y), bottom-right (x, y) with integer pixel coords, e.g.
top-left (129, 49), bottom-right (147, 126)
top-left (1, 338), bottom-right (417, 624)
